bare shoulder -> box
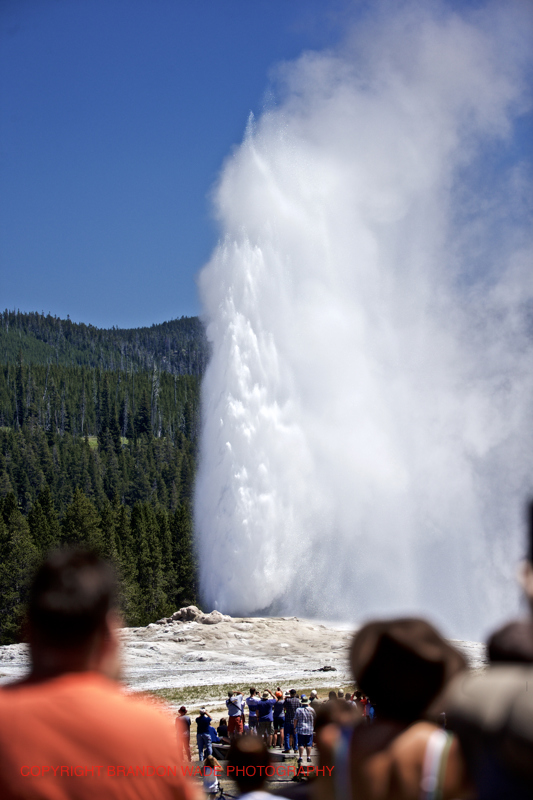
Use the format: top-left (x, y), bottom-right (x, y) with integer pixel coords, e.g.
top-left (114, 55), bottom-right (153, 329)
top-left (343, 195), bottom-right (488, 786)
top-left (389, 721), bottom-right (434, 762)
top-left (385, 722), bottom-right (432, 797)
top-left (390, 722), bottom-right (473, 800)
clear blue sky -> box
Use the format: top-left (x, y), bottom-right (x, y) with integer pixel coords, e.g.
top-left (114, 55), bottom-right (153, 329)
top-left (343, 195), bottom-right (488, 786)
top-left (0, 0), bottom-right (358, 329)
top-left (1, 1), bottom-right (529, 329)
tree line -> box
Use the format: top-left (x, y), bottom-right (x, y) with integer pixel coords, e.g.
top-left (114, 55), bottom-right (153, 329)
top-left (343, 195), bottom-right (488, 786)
top-left (0, 310), bottom-right (209, 376)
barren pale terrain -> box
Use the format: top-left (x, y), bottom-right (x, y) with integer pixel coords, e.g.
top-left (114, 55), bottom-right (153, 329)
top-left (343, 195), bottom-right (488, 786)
top-left (0, 605), bottom-right (487, 705)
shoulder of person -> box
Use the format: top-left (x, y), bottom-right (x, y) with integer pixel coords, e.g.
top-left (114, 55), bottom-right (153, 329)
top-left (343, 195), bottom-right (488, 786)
top-left (444, 665), bottom-right (533, 734)
top-left (390, 721), bottom-right (436, 761)
top-left (392, 723), bottom-right (466, 792)
top-left (388, 723), bottom-right (442, 795)
top-left (444, 665), bottom-right (533, 782)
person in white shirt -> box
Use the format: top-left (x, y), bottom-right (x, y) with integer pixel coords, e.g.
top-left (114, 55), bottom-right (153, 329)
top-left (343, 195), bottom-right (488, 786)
top-left (225, 690), bottom-right (244, 737)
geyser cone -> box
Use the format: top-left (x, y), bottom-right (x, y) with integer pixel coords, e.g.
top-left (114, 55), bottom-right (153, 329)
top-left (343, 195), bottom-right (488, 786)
top-left (195, 2), bottom-right (533, 640)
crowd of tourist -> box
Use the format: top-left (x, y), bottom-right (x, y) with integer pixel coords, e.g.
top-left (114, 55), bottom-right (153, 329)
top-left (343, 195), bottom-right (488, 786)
top-left (176, 685), bottom-right (375, 768)
top-left (0, 500), bottom-right (532, 799)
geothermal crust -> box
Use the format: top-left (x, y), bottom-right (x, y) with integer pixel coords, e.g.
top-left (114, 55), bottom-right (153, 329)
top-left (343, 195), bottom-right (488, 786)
top-left (0, 606), bottom-right (487, 692)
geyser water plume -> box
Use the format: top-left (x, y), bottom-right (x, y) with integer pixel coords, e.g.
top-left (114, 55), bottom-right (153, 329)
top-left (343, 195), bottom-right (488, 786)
top-left (195, 1), bottom-right (533, 640)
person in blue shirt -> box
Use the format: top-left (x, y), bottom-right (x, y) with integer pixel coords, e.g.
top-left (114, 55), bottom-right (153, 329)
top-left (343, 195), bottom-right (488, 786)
top-left (207, 724), bottom-right (220, 744)
top-left (245, 687), bottom-right (260, 734)
top-left (256, 689), bottom-right (276, 747)
top-left (272, 691), bottom-right (285, 748)
top-left (195, 708), bottom-right (213, 760)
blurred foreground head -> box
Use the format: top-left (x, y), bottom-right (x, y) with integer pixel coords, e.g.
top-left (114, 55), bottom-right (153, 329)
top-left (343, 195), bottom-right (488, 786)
top-left (487, 619), bottom-right (533, 664)
top-left (488, 501), bottom-right (533, 664)
top-left (350, 617), bottom-right (466, 722)
top-left (518, 499), bottom-right (533, 612)
top-left (27, 548), bottom-right (120, 679)
top-left (228, 735), bottom-right (270, 793)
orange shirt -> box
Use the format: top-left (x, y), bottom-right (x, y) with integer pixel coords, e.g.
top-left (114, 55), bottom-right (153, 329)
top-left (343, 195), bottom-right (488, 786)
top-left (0, 672), bottom-right (198, 800)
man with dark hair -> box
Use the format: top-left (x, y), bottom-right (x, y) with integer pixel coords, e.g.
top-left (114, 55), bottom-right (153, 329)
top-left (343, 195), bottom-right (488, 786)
top-left (0, 548), bottom-right (199, 800)
top-left (486, 620), bottom-right (533, 664)
top-left (282, 688), bottom-right (300, 753)
top-left (23, 548), bottom-right (120, 679)
top-left (246, 686), bottom-right (260, 733)
top-left (227, 735), bottom-right (275, 798)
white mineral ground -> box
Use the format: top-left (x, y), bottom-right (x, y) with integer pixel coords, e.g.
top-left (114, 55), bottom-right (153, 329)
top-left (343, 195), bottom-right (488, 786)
top-left (0, 606), bottom-right (487, 699)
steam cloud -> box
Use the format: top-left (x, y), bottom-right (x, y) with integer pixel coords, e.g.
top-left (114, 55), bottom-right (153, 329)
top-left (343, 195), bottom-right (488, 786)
top-left (195, 1), bottom-right (533, 639)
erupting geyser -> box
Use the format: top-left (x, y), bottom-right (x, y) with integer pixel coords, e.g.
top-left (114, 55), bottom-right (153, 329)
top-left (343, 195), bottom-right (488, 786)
top-left (195, 2), bottom-right (533, 640)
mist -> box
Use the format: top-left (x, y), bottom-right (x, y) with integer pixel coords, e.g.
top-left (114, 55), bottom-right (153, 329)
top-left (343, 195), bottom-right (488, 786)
top-left (195, 1), bottom-right (533, 640)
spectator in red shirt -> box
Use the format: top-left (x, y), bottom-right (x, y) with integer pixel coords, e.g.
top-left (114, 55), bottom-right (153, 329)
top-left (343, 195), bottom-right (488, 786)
top-left (0, 548), bottom-right (200, 800)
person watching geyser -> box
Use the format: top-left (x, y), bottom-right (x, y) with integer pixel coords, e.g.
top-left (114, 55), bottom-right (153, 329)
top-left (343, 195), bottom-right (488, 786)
top-left (0, 547), bottom-right (200, 800)
top-left (312, 617), bottom-right (471, 800)
top-left (442, 499), bottom-right (533, 799)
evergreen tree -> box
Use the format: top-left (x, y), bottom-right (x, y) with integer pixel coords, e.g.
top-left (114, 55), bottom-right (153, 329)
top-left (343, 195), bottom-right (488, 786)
top-left (15, 351), bottom-right (24, 429)
top-left (114, 501), bottom-right (140, 624)
top-left (156, 507), bottom-right (176, 606)
top-left (61, 488), bottom-right (103, 552)
top-left (179, 452), bottom-right (194, 504)
top-left (131, 502), bottom-right (168, 623)
top-left (171, 502), bottom-right (197, 607)
top-left (27, 485), bottom-right (61, 555)
top-left (99, 500), bottom-right (120, 566)
top-left (0, 496), bottom-right (38, 644)
top-left (135, 392), bottom-right (151, 437)
top-left (97, 373), bottom-right (110, 450)
top-left (109, 412), bottom-right (122, 456)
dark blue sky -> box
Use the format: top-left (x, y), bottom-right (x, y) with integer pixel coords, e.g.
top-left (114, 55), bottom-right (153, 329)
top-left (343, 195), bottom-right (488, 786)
top-left (1, 1), bottom-right (530, 329)
top-left (0, 0), bottom-right (356, 328)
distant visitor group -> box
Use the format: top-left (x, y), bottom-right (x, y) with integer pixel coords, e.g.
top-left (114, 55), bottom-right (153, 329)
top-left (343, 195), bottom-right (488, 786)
top-left (176, 686), bottom-right (375, 764)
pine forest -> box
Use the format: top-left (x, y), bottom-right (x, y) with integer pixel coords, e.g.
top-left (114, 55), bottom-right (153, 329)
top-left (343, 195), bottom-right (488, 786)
top-left (0, 310), bottom-right (210, 644)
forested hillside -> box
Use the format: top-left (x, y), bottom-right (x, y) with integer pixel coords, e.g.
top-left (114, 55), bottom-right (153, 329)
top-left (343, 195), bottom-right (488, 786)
top-left (0, 311), bottom-right (208, 644)
top-left (0, 310), bottom-right (209, 375)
